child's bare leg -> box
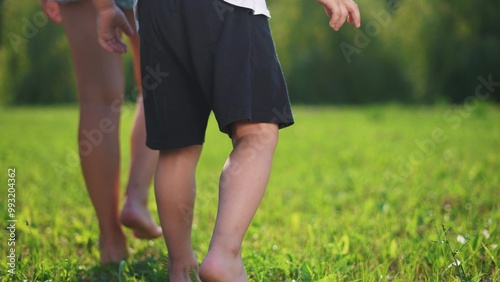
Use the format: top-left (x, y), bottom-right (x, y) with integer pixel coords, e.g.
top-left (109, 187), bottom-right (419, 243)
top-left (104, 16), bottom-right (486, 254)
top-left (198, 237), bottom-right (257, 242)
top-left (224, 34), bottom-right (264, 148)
top-left (155, 146), bottom-right (203, 282)
top-left (59, 0), bottom-right (127, 264)
top-left (120, 9), bottom-right (162, 239)
top-left (199, 121), bottom-right (279, 282)
top-left (121, 97), bottom-right (162, 238)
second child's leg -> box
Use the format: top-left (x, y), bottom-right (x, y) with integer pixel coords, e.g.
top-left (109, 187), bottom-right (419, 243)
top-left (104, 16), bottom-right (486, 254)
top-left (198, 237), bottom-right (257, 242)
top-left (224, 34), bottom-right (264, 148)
top-left (121, 96), bottom-right (162, 238)
top-left (59, 1), bottom-right (126, 264)
top-left (155, 146), bottom-right (203, 282)
top-left (200, 121), bottom-right (279, 282)
top-left (120, 9), bottom-right (162, 239)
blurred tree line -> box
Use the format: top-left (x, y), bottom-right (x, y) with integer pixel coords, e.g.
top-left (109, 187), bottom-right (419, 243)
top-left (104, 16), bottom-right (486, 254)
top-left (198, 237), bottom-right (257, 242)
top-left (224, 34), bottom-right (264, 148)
top-left (0, 0), bottom-right (498, 105)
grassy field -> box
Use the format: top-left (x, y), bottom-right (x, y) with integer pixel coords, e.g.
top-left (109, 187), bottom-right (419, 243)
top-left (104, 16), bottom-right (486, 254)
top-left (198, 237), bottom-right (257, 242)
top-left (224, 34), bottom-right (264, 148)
top-left (1, 104), bottom-right (499, 281)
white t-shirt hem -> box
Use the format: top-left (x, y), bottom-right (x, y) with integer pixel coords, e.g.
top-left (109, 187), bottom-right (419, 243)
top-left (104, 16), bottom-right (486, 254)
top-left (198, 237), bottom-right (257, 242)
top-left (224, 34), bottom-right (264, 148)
top-left (223, 0), bottom-right (271, 18)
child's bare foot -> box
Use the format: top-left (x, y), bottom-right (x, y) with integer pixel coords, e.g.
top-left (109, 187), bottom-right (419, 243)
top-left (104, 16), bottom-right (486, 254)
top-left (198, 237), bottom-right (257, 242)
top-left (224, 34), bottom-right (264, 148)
top-left (120, 197), bottom-right (162, 239)
top-left (199, 249), bottom-right (247, 282)
top-left (99, 231), bottom-right (128, 264)
top-left (168, 258), bottom-right (201, 282)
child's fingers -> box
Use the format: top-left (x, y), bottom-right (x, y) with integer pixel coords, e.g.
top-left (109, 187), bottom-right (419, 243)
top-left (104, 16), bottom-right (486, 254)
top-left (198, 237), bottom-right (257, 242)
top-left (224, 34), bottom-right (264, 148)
top-left (96, 8), bottom-right (132, 53)
top-left (347, 1), bottom-right (361, 28)
top-left (98, 38), bottom-right (116, 53)
top-left (120, 19), bottom-right (134, 37)
top-left (329, 6), bottom-right (348, 31)
top-left (321, 0), bottom-right (361, 31)
top-left (98, 31), bottom-right (128, 53)
top-left (101, 39), bottom-right (128, 53)
top-left (114, 28), bottom-right (128, 52)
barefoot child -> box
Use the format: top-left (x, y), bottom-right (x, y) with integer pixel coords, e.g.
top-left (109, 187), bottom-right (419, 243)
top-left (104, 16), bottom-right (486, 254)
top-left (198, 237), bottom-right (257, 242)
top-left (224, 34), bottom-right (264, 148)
top-left (92, 0), bottom-right (360, 279)
top-left (41, 0), bottom-right (162, 264)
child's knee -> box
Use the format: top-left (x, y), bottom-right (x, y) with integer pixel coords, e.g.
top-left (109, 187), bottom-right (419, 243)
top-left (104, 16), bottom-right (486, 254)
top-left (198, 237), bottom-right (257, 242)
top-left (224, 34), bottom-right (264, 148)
top-left (231, 121), bottom-right (279, 148)
top-left (158, 145), bottom-right (203, 161)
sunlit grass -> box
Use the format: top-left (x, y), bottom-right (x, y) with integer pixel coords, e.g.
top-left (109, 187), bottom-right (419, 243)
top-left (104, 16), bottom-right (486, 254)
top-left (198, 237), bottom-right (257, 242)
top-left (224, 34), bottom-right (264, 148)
top-left (1, 104), bottom-right (499, 281)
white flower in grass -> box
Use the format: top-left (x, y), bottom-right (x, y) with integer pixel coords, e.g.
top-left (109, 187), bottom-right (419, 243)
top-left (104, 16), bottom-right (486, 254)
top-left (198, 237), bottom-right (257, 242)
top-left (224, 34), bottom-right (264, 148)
top-left (482, 229), bottom-right (490, 239)
top-left (446, 259), bottom-right (461, 270)
top-left (456, 235), bottom-right (466, 244)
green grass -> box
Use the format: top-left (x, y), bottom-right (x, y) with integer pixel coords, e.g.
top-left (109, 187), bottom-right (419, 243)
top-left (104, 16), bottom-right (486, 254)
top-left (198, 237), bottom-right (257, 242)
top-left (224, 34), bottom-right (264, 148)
top-left (1, 103), bottom-right (499, 281)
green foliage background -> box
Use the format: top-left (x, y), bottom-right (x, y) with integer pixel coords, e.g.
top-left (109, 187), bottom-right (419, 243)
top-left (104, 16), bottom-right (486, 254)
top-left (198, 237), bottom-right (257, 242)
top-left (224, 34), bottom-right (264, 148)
top-left (267, 0), bottom-right (500, 104)
top-left (0, 0), bottom-right (75, 105)
top-left (0, 0), bottom-right (499, 105)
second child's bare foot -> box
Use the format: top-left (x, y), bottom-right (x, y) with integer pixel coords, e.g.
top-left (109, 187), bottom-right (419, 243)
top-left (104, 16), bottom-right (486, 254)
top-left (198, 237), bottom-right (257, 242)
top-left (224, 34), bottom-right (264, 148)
top-left (99, 231), bottom-right (128, 264)
top-left (168, 259), bottom-right (201, 282)
top-left (199, 249), bottom-right (247, 282)
top-left (120, 198), bottom-right (162, 239)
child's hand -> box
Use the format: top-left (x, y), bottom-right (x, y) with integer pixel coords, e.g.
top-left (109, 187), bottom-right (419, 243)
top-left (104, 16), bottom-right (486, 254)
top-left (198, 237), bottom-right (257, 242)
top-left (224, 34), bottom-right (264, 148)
top-left (40, 0), bottom-right (62, 24)
top-left (316, 0), bottom-right (361, 31)
top-left (95, 6), bottom-right (134, 53)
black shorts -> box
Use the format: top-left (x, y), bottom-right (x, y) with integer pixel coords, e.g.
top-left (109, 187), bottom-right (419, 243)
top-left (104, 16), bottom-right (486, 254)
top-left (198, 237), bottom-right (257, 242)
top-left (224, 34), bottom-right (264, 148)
top-left (137, 0), bottom-right (294, 150)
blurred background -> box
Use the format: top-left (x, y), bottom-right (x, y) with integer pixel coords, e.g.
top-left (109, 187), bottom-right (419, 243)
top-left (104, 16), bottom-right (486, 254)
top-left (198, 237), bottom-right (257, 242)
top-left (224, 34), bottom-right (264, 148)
top-left (0, 0), bottom-right (499, 106)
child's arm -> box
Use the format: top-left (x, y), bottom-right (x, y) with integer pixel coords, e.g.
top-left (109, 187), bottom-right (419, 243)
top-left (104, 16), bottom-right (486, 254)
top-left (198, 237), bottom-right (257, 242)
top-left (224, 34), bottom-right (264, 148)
top-left (316, 0), bottom-right (361, 31)
top-left (92, 0), bottom-right (134, 53)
